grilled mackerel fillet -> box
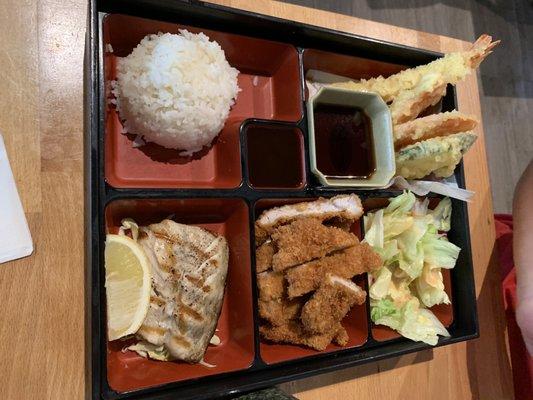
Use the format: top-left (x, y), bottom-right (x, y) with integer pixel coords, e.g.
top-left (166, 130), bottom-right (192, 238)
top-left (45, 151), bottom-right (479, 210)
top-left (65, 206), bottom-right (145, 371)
top-left (135, 219), bottom-right (229, 363)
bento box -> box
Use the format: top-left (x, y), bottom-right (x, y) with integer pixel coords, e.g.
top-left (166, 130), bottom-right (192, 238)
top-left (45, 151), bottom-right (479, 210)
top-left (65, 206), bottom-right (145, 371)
top-left (84, 1), bottom-right (478, 399)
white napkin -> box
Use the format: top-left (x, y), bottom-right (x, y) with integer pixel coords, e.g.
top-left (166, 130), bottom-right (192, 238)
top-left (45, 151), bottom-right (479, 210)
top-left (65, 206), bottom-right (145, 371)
top-left (0, 132), bottom-right (33, 263)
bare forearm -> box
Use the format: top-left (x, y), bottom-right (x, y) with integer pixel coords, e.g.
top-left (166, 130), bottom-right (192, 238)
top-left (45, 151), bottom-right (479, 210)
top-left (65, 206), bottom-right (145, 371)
top-left (514, 159), bottom-right (533, 353)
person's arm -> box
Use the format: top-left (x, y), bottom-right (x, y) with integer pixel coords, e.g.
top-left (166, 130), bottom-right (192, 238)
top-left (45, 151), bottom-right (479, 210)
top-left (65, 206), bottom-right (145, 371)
top-left (514, 159), bottom-right (533, 354)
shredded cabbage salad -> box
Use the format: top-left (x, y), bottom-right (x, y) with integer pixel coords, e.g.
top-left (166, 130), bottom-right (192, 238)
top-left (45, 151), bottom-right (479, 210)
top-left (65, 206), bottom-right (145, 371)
top-left (363, 191), bottom-right (460, 345)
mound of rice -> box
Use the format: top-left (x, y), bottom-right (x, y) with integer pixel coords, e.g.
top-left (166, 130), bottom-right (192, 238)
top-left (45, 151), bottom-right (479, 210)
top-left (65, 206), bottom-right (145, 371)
top-left (114, 30), bottom-right (240, 154)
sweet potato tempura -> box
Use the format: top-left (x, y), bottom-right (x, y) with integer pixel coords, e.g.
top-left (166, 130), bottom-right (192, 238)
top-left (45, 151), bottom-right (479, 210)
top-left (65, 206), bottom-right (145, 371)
top-left (389, 73), bottom-right (447, 125)
top-left (393, 110), bottom-right (478, 150)
top-left (286, 243), bottom-right (381, 298)
top-left (271, 218), bottom-right (358, 271)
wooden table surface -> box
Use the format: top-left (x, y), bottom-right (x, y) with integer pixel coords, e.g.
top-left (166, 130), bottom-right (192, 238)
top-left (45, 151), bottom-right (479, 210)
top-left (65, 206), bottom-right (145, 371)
top-left (0, 0), bottom-right (514, 399)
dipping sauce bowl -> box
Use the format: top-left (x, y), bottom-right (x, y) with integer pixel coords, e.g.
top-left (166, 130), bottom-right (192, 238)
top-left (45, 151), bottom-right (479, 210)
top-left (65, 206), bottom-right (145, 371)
top-left (307, 86), bottom-right (395, 187)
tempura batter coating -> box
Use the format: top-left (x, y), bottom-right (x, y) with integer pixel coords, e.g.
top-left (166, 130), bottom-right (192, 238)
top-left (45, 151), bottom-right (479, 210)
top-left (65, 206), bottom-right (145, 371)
top-left (395, 132), bottom-right (477, 179)
top-left (389, 73), bottom-right (446, 124)
top-left (331, 35), bottom-right (499, 102)
top-left (394, 110), bottom-right (478, 150)
top-left (271, 218), bottom-right (358, 271)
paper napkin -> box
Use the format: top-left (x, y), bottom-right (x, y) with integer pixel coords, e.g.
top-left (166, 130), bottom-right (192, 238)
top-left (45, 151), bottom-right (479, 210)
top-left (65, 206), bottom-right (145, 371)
top-left (0, 132), bottom-right (33, 263)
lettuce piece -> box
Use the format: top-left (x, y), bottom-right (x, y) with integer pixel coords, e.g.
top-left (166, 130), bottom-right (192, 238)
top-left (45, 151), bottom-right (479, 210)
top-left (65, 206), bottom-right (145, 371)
top-left (386, 191), bottom-right (416, 215)
top-left (363, 209), bottom-right (384, 248)
top-left (416, 264), bottom-right (450, 307)
top-left (412, 198), bottom-right (429, 217)
top-left (369, 266), bottom-right (392, 300)
top-left (380, 239), bottom-right (399, 264)
top-left (372, 298), bottom-right (450, 346)
top-left (370, 298), bottom-right (399, 323)
top-left (383, 214), bottom-right (414, 239)
top-left (398, 299), bottom-right (449, 345)
top-left (388, 277), bottom-right (413, 305)
top-left (127, 342), bottom-right (172, 361)
top-left (395, 217), bottom-right (428, 279)
top-left (429, 197), bottom-right (452, 231)
top-left (422, 234), bottom-right (460, 269)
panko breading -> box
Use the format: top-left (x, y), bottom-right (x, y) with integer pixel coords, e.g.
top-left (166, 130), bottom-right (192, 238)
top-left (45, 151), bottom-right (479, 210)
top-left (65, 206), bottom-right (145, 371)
top-left (389, 73), bottom-right (447, 125)
top-left (331, 35), bottom-right (499, 102)
top-left (394, 110), bottom-right (478, 150)
top-left (301, 274), bottom-right (366, 334)
top-left (286, 243), bottom-right (381, 298)
top-left (255, 194), bottom-right (381, 351)
top-left (271, 218), bottom-right (358, 271)
top-left (333, 326), bottom-right (349, 346)
top-left (395, 132), bottom-right (478, 179)
top-left (257, 271), bottom-right (285, 301)
top-left (258, 297), bottom-right (304, 326)
top-left (254, 224), bottom-right (270, 247)
top-left (255, 194), bottom-right (363, 237)
top-left (255, 240), bottom-right (274, 273)
top-left (260, 320), bottom-right (343, 351)
top-left (324, 217), bottom-right (355, 231)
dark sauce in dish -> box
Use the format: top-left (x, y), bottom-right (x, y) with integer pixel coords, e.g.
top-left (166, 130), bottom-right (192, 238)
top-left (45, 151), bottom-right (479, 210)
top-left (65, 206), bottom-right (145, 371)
top-left (246, 125), bottom-right (305, 188)
top-left (313, 104), bottom-right (375, 178)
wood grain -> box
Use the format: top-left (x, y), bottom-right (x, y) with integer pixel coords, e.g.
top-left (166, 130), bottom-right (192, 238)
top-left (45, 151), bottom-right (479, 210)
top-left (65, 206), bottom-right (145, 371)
top-left (0, 0), bottom-right (513, 399)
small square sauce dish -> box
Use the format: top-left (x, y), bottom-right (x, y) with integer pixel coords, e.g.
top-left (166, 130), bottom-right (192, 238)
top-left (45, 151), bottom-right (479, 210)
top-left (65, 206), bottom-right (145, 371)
top-left (307, 86), bottom-right (395, 188)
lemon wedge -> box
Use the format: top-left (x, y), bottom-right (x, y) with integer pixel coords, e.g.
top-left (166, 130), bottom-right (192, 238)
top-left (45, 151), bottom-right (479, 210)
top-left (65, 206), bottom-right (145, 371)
top-left (105, 234), bottom-right (151, 341)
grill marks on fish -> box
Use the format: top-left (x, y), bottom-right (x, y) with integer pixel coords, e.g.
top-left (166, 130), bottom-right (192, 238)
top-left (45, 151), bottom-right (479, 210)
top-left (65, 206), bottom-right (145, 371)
top-left (135, 219), bottom-right (229, 363)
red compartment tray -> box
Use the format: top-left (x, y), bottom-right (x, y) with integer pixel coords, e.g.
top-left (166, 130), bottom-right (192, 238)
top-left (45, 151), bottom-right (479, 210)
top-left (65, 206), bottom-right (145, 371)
top-left (103, 14), bottom-right (302, 189)
top-left (362, 197), bottom-right (455, 342)
top-left (104, 198), bottom-right (253, 391)
top-left (254, 198), bottom-right (368, 364)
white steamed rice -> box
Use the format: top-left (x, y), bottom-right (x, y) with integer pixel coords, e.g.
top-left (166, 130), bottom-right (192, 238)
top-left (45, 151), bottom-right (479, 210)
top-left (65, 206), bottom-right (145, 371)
top-left (113, 30), bottom-right (239, 154)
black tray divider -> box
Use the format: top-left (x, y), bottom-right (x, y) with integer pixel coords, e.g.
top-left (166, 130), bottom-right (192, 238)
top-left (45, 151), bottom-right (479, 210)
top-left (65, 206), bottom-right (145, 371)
top-left (358, 209), bottom-right (378, 346)
top-left (247, 197), bottom-right (266, 368)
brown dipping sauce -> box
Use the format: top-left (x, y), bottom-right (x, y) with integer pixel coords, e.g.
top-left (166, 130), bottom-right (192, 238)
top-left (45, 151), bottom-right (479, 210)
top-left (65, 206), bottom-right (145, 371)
top-left (313, 104), bottom-right (375, 178)
top-left (246, 125), bottom-right (304, 188)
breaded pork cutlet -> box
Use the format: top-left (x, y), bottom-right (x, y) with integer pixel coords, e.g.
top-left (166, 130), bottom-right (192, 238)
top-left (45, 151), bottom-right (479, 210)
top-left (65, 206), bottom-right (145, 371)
top-left (255, 194), bottom-right (363, 238)
top-left (260, 320), bottom-right (344, 351)
top-left (271, 218), bottom-right (358, 271)
top-left (333, 326), bottom-right (349, 346)
top-left (254, 224), bottom-right (269, 247)
top-left (286, 243), bottom-right (381, 298)
top-left (255, 240), bottom-right (274, 273)
top-left (258, 297), bottom-right (304, 326)
top-left (301, 274), bottom-right (366, 334)
top-left (257, 271), bottom-right (284, 301)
